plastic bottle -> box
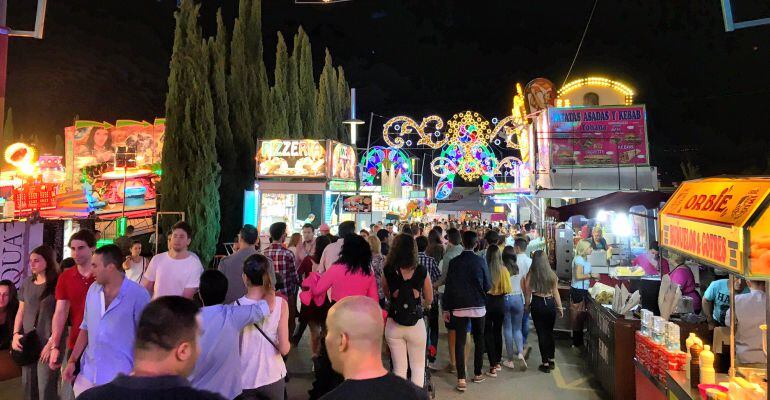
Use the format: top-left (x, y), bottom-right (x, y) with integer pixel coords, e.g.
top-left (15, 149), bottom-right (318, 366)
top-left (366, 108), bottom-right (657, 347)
top-left (690, 340), bottom-right (703, 388)
top-left (685, 333), bottom-right (698, 380)
top-left (641, 309), bottom-right (652, 336)
top-left (667, 322), bottom-right (681, 352)
top-left (700, 345), bottom-right (715, 385)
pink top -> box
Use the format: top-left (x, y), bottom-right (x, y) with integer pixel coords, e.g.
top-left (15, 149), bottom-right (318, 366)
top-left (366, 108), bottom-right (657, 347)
top-left (668, 264), bottom-right (701, 313)
top-left (312, 263), bottom-right (379, 303)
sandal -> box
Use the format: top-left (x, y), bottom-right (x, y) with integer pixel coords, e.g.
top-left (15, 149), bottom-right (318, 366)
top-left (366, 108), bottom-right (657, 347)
top-left (456, 379), bottom-right (467, 392)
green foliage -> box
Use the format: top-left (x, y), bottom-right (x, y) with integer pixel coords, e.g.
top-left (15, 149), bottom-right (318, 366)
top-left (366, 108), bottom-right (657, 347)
top-left (266, 32), bottom-right (289, 139)
top-left (287, 32), bottom-right (303, 138)
top-left (297, 27), bottom-right (317, 138)
top-left (315, 49), bottom-right (336, 139)
top-left (3, 107), bottom-right (14, 148)
top-left (335, 66), bottom-right (351, 143)
top-left (209, 10), bottom-right (240, 242)
top-left (162, 0), bottom-right (221, 265)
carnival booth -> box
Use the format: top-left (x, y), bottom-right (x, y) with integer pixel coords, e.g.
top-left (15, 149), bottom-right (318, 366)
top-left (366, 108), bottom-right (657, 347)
top-left (250, 139), bottom-right (357, 234)
top-left (630, 177), bottom-right (770, 400)
top-left (545, 191), bottom-right (670, 280)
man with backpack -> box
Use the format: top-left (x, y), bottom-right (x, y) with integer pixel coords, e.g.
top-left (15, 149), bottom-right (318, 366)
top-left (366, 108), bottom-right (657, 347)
top-left (381, 234), bottom-right (434, 389)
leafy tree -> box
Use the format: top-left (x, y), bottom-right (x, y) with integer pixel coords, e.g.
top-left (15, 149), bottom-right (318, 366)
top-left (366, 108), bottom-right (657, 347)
top-left (267, 32), bottom-right (289, 138)
top-left (315, 49), bottom-right (336, 139)
top-left (297, 27), bottom-right (317, 138)
top-left (335, 66), bottom-right (351, 143)
top-left (162, 0), bottom-right (220, 265)
top-left (287, 31), bottom-right (303, 138)
top-left (3, 107), bottom-right (14, 148)
top-left (209, 10), bottom-right (240, 242)
top-left (228, 9), bottom-right (256, 214)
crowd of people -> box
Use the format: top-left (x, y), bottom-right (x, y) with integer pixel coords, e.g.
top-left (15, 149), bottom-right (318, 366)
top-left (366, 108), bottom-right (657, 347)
top-left (2, 217), bottom-right (558, 400)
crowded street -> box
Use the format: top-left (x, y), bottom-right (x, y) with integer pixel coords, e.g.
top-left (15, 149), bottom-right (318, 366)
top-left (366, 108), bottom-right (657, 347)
top-left (0, 0), bottom-right (769, 399)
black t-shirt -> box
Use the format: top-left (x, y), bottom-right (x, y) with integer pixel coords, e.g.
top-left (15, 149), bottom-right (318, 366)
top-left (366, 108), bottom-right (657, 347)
top-left (320, 373), bottom-right (429, 400)
top-left (76, 374), bottom-right (225, 400)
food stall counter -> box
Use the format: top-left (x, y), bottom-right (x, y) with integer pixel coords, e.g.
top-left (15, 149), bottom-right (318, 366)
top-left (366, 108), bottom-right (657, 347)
top-left (667, 370), bottom-right (730, 400)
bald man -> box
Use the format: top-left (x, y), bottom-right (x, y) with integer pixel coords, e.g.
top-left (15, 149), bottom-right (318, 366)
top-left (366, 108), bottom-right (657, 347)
top-left (321, 296), bottom-right (428, 400)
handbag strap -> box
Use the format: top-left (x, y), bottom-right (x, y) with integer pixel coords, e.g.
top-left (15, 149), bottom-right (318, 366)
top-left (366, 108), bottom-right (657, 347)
top-left (236, 299), bottom-right (280, 352)
top-left (31, 296), bottom-right (43, 331)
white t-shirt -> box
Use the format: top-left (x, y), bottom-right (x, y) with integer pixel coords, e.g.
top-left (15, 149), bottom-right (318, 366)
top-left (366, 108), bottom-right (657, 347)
top-left (125, 257), bottom-right (148, 283)
top-left (511, 254), bottom-right (532, 295)
top-left (145, 252), bottom-right (204, 299)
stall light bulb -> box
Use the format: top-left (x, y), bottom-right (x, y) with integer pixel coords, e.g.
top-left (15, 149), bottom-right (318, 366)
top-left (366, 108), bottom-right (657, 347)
top-left (597, 209), bottom-right (609, 222)
top-left (612, 213), bottom-right (632, 237)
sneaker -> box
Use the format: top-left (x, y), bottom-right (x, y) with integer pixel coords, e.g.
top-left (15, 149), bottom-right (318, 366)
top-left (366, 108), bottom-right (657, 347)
top-left (472, 375), bottom-right (486, 383)
top-left (485, 368), bottom-right (497, 378)
top-left (456, 379), bottom-right (467, 392)
top-left (502, 360), bottom-right (516, 369)
top-left (538, 364), bottom-right (551, 373)
top-left (548, 360), bottom-right (556, 370)
top-left (494, 364), bottom-right (502, 373)
top-left (517, 354), bottom-right (528, 371)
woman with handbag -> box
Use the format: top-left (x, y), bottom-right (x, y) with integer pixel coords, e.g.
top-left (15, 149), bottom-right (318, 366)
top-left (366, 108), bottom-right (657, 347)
top-left (571, 240), bottom-right (597, 350)
top-left (11, 245), bottom-right (62, 400)
top-left (238, 253), bottom-right (291, 400)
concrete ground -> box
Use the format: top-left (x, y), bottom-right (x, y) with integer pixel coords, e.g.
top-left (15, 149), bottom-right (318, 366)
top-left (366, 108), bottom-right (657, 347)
top-left (1, 324), bottom-right (608, 400)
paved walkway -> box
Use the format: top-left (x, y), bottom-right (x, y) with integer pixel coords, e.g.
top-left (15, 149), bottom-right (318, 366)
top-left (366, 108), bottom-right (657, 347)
top-left (0, 324), bottom-right (608, 399)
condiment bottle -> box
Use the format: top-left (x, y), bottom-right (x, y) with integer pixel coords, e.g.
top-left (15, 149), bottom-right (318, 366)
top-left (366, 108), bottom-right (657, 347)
top-left (667, 322), bottom-right (680, 352)
top-left (685, 333), bottom-right (698, 380)
top-left (700, 345), bottom-right (715, 385)
top-left (690, 340), bottom-right (703, 388)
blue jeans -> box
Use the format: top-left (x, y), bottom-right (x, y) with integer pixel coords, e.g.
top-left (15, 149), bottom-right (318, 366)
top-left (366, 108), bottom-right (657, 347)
top-left (522, 307), bottom-right (530, 345)
top-left (503, 294), bottom-right (525, 359)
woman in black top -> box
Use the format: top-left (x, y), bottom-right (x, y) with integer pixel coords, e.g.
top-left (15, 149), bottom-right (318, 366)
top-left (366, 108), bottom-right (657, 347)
top-left (382, 234), bottom-right (433, 388)
top-left (0, 279), bottom-right (19, 350)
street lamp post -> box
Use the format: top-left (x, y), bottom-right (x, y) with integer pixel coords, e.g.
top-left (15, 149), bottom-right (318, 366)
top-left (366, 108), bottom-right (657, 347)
top-left (343, 88), bottom-right (364, 148)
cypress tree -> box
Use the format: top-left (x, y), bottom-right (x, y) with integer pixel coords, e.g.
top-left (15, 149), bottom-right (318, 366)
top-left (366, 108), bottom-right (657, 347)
top-left (246, 0), bottom-right (269, 140)
top-left (162, 0), bottom-right (221, 265)
top-left (209, 10), bottom-right (240, 242)
top-left (335, 66), bottom-right (351, 143)
top-left (297, 27), bottom-right (317, 138)
top-left (228, 16), bottom-right (256, 201)
top-left (3, 107), bottom-right (14, 148)
top-left (316, 49), bottom-right (336, 139)
top-left (287, 31), bottom-right (303, 138)
top-left (267, 32), bottom-right (289, 138)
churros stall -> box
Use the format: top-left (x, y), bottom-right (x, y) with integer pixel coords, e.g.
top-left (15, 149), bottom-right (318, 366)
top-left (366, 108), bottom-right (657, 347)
top-left (252, 139), bottom-right (357, 234)
top-left (634, 177), bottom-right (770, 400)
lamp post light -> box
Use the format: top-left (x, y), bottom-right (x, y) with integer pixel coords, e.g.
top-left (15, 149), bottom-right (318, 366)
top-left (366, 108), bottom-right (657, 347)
top-left (343, 88), bottom-right (364, 147)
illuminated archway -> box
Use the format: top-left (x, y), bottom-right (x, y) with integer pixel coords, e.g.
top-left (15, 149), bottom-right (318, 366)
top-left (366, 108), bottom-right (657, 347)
top-left (557, 77), bottom-right (635, 105)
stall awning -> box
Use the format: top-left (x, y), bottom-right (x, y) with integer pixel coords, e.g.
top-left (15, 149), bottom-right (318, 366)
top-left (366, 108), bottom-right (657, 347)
top-left (658, 177), bottom-right (770, 277)
top-left (546, 191), bottom-right (670, 221)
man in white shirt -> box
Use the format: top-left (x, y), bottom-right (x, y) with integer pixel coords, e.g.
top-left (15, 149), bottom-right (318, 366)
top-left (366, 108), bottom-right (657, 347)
top-left (142, 221), bottom-right (204, 299)
top-left (319, 221), bottom-right (356, 273)
top-left (726, 280), bottom-right (767, 364)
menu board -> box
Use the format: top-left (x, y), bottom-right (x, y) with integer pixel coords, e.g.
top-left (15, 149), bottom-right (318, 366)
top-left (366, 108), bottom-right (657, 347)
top-left (372, 194), bottom-right (390, 212)
top-left (342, 195), bottom-right (372, 213)
top-left (329, 142), bottom-right (357, 181)
top-left (546, 106), bottom-right (648, 167)
top-left (257, 139), bottom-right (326, 178)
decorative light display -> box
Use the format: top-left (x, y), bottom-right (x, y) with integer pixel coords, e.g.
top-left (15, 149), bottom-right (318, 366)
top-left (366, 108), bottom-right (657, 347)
top-left (557, 77), bottom-right (635, 105)
top-left (382, 103), bottom-right (533, 201)
top-left (359, 146), bottom-right (413, 187)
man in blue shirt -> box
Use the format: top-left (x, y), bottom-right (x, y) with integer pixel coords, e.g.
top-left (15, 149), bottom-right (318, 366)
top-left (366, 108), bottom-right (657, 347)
top-left (703, 277), bottom-right (747, 327)
top-left (63, 244), bottom-right (151, 396)
top-left (189, 269), bottom-right (269, 399)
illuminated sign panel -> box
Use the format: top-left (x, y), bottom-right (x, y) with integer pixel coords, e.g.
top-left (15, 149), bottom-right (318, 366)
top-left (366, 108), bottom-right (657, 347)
top-left (660, 213), bottom-right (743, 274)
top-left (257, 140), bottom-right (326, 178)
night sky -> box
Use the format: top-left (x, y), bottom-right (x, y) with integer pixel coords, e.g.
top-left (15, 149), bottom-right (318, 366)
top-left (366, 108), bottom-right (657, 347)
top-left (5, 0), bottom-right (770, 184)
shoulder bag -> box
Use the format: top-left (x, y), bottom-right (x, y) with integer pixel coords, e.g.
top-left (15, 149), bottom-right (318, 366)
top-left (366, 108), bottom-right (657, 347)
top-left (11, 300), bottom-right (43, 366)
